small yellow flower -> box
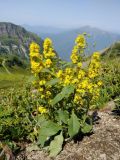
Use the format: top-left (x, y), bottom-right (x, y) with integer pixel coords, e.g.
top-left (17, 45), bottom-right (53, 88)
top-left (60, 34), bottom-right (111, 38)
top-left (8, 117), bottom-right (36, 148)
top-left (97, 81), bottom-right (102, 86)
top-left (30, 42), bottom-right (40, 53)
top-left (44, 59), bottom-right (52, 68)
top-left (75, 35), bottom-right (86, 49)
top-left (39, 87), bottom-right (44, 92)
top-left (56, 70), bottom-right (63, 78)
top-left (65, 68), bottom-right (72, 74)
top-left (41, 95), bottom-right (45, 99)
top-left (70, 53), bottom-right (78, 64)
top-left (72, 78), bottom-right (79, 84)
top-left (38, 106), bottom-right (47, 114)
top-left (77, 62), bottom-right (82, 68)
top-left (73, 94), bottom-right (83, 105)
top-left (46, 91), bottom-right (52, 97)
top-left (64, 75), bottom-right (72, 85)
top-left (39, 80), bottom-right (46, 86)
top-left (78, 70), bottom-right (85, 79)
top-left (92, 52), bottom-right (100, 59)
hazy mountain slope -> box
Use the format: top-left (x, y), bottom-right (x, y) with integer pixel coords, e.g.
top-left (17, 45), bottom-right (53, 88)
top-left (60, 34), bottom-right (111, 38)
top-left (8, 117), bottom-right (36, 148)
top-left (48, 27), bottom-right (120, 60)
top-left (0, 22), bottom-right (43, 59)
top-left (101, 41), bottom-right (120, 57)
top-left (24, 25), bottom-right (120, 60)
top-left (23, 24), bottom-right (68, 34)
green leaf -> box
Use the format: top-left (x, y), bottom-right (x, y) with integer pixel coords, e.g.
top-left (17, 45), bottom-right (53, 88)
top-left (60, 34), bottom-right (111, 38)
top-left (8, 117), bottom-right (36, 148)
top-left (37, 115), bottom-right (47, 126)
top-left (50, 85), bottom-right (75, 105)
top-left (57, 110), bottom-right (69, 124)
top-left (38, 120), bottom-right (62, 146)
top-left (68, 111), bottom-right (80, 138)
top-left (49, 132), bottom-right (63, 157)
top-left (41, 68), bottom-right (54, 75)
top-left (62, 62), bottom-right (73, 69)
top-left (46, 78), bottom-right (60, 86)
top-left (50, 92), bottom-right (63, 106)
top-left (81, 123), bottom-right (92, 134)
top-left (62, 85), bottom-right (75, 98)
top-left (41, 68), bottom-right (51, 73)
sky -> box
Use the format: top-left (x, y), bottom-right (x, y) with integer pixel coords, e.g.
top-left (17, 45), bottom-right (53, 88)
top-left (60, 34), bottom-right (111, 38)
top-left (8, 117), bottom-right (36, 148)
top-left (0, 0), bottom-right (120, 32)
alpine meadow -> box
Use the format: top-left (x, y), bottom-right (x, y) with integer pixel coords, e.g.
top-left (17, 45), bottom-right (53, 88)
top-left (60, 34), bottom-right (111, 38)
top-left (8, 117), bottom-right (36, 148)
top-left (0, 1), bottom-right (120, 159)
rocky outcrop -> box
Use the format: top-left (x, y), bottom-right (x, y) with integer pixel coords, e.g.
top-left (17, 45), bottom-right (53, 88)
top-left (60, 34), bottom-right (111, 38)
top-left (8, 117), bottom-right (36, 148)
top-left (0, 22), bottom-right (43, 59)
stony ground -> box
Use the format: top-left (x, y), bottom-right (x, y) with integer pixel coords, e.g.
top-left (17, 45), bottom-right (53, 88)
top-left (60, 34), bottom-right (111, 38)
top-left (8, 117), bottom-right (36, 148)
top-left (17, 108), bottom-right (120, 160)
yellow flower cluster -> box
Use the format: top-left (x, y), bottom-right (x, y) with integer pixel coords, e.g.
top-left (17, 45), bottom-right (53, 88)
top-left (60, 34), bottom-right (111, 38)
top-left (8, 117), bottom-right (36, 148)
top-left (88, 52), bottom-right (101, 79)
top-left (56, 36), bottom-right (101, 105)
top-left (30, 34), bottom-right (102, 110)
top-left (75, 34), bottom-right (86, 48)
top-left (56, 67), bottom-right (74, 86)
top-left (38, 78), bottom-right (52, 100)
top-left (44, 59), bottom-right (52, 68)
top-left (30, 42), bottom-right (43, 73)
top-left (43, 38), bottom-right (56, 58)
top-left (70, 34), bottom-right (86, 64)
top-left (30, 38), bottom-right (56, 74)
top-left (70, 46), bottom-right (79, 64)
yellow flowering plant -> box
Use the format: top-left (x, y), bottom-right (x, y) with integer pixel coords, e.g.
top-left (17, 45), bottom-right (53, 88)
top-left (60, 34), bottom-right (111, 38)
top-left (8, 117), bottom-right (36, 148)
top-left (29, 34), bottom-right (102, 157)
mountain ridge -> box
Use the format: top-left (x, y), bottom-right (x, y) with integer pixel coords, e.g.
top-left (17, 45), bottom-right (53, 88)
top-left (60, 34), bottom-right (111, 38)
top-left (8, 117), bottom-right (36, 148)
top-left (0, 22), bottom-right (43, 59)
top-left (24, 25), bottom-right (120, 60)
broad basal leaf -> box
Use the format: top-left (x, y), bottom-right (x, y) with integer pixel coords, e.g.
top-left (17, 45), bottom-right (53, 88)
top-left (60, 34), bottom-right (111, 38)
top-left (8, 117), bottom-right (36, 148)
top-left (68, 111), bottom-right (80, 138)
top-left (49, 132), bottom-right (63, 157)
top-left (81, 123), bottom-right (92, 134)
top-left (38, 120), bottom-right (62, 146)
top-left (57, 110), bottom-right (69, 124)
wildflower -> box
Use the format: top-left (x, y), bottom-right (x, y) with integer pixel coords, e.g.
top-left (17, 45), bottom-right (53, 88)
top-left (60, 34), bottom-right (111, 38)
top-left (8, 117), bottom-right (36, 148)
top-left (77, 62), bottom-right (82, 68)
top-left (70, 53), bottom-right (78, 64)
top-left (39, 87), bottom-right (44, 92)
top-left (74, 94), bottom-right (83, 105)
top-left (56, 70), bottom-right (63, 78)
top-left (41, 95), bottom-right (45, 99)
top-left (97, 81), bottom-right (102, 86)
top-left (72, 78), bottom-right (79, 84)
top-left (46, 91), bottom-right (52, 97)
top-left (43, 38), bottom-right (56, 58)
top-left (31, 61), bottom-right (43, 73)
top-left (75, 35), bottom-right (86, 49)
top-left (64, 75), bottom-right (72, 85)
top-left (44, 59), bottom-right (52, 68)
top-left (88, 52), bottom-right (101, 79)
top-left (92, 52), bottom-right (100, 60)
top-left (65, 68), bottom-right (72, 74)
top-left (39, 80), bottom-right (46, 86)
top-left (78, 70), bottom-right (85, 79)
top-left (38, 106), bottom-right (47, 114)
top-left (30, 42), bottom-right (40, 53)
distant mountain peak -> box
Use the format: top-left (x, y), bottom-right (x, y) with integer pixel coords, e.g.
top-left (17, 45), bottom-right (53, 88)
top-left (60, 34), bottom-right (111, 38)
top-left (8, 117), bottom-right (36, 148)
top-left (23, 24), bottom-right (120, 60)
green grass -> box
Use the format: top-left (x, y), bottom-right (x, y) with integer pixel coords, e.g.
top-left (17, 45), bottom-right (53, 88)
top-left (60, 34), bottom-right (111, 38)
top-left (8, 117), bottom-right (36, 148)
top-left (0, 66), bottom-right (31, 89)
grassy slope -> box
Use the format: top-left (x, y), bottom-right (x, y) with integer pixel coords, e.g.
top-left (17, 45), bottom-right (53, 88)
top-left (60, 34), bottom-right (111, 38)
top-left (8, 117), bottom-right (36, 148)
top-left (0, 66), bottom-right (31, 89)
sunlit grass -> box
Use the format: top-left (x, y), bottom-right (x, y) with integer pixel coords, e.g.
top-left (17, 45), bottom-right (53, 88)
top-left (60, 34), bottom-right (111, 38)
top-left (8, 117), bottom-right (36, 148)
top-left (0, 66), bottom-right (31, 89)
